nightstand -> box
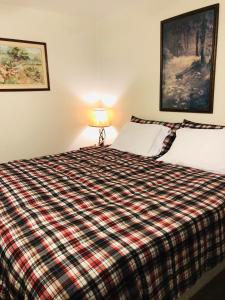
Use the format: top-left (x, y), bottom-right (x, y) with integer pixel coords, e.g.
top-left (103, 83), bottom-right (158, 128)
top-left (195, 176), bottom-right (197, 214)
top-left (80, 145), bottom-right (110, 150)
top-left (80, 145), bottom-right (97, 150)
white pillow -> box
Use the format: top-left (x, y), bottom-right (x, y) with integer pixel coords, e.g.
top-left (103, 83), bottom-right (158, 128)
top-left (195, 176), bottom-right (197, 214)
top-left (158, 128), bottom-right (225, 174)
top-left (110, 122), bottom-right (171, 156)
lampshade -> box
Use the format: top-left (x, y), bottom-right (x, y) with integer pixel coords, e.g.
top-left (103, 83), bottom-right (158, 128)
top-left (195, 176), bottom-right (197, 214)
top-left (89, 108), bottom-right (111, 128)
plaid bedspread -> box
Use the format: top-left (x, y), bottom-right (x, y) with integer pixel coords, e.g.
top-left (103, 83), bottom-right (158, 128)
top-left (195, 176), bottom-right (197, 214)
top-left (0, 147), bottom-right (224, 300)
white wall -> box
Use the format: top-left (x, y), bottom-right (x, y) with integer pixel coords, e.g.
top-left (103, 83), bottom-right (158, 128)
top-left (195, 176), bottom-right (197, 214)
top-left (0, 2), bottom-right (97, 163)
top-left (97, 0), bottom-right (225, 126)
top-left (1, 0), bottom-right (225, 163)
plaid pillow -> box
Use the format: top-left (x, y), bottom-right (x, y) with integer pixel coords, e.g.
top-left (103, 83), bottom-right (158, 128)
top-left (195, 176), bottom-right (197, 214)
top-left (182, 119), bottom-right (224, 129)
top-left (131, 116), bottom-right (181, 155)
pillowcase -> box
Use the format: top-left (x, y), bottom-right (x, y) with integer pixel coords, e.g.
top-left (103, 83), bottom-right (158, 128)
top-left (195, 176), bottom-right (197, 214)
top-left (182, 119), bottom-right (224, 129)
top-left (158, 128), bottom-right (225, 174)
top-left (110, 122), bottom-right (171, 157)
top-left (131, 116), bottom-right (181, 155)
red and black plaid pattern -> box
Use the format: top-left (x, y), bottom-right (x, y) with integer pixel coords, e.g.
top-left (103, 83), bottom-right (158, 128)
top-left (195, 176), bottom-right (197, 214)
top-left (182, 119), bottom-right (224, 129)
top-left (131, 116), bottom-right (181, 155)
top-left (0, 147), bottom-right (225, 300)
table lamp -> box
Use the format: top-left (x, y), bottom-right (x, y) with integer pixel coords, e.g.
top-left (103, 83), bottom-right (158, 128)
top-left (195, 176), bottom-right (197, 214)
top-left (89, 108), bottom-right (111, 146)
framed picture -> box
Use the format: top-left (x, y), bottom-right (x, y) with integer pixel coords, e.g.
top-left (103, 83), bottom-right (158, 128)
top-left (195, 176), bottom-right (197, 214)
top-left (0, 38), bottom-right (50, 91)
top-left (160, 4), bottom-right (219, 113)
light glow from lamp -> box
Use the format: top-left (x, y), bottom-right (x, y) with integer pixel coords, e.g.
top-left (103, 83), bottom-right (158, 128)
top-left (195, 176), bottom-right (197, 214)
top-left (89, 108), bottom-right (111, 128)
top-left (83, 92), bottom-right (118, 107)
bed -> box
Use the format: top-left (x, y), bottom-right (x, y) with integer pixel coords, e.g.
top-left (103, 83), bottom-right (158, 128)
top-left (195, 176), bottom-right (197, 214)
top-left (0, 146), bottom-right (224, 299)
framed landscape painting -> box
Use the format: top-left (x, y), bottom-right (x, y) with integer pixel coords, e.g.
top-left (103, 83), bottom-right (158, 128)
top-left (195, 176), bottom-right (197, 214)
top-left (0, 38), bottom-right (50, 91)
top-left (160, 4), bottom-right (219, 113)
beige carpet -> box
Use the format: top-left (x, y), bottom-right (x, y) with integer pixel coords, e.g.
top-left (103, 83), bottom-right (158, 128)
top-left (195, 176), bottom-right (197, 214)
top-left (191, 269), bottom-right (225, 300)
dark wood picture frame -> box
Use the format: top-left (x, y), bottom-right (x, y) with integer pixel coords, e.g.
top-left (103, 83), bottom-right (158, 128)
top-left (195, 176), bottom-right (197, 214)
top-left (0, 37), bottom-right (50, 91)
top-left (160, 4), bottom-right (219, 113)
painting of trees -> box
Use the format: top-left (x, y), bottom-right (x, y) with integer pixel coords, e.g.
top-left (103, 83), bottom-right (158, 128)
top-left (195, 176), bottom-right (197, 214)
top-left (160, 4), bottom-right (219, 113)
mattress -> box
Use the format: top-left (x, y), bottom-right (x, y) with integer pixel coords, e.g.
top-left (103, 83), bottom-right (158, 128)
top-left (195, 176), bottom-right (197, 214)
top-left (0, 147), bottom-right (224, 299)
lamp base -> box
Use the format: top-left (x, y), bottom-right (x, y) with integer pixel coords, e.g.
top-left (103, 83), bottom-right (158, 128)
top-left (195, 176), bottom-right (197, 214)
top-left (99, 128), bottom-right (106, 147)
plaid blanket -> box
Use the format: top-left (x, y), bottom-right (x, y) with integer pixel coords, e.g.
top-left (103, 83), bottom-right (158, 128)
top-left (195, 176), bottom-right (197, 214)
top-left (0, 147), bottom-right (224, 300)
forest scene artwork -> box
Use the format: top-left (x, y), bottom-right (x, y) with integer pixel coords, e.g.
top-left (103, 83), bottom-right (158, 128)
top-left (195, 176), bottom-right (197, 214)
top-left (160, 5), bottom-right (219, 113)
top-left (0, 38), bottom-right (50, 91)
